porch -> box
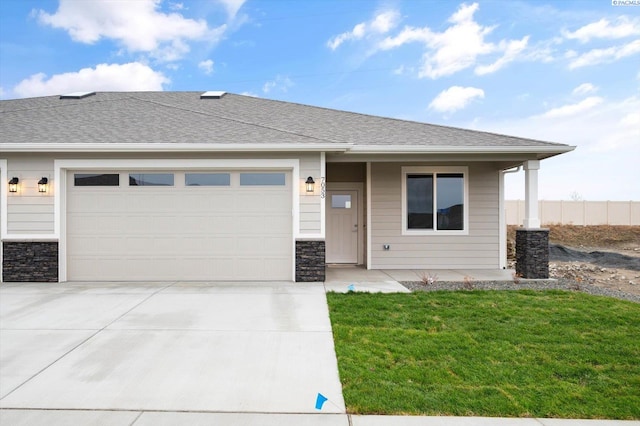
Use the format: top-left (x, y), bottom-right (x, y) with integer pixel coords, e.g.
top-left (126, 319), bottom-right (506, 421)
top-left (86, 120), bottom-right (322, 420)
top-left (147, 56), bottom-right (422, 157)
top-left (324, 265), bottom-right (516, 293)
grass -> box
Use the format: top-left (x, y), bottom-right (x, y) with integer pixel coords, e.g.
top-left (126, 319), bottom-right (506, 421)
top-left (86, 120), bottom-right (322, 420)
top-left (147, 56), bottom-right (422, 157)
top-left (327, 290), bottom-right (640, 419)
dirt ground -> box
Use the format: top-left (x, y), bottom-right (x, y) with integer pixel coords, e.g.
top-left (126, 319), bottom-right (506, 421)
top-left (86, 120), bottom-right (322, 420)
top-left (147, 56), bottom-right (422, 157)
top-left (507, 225), bottom-right (640, 296)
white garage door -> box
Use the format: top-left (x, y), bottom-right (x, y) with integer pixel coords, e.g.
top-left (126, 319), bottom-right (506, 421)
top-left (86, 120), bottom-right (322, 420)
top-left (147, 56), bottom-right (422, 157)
top-left (66, 170), bottom-right (292, 281)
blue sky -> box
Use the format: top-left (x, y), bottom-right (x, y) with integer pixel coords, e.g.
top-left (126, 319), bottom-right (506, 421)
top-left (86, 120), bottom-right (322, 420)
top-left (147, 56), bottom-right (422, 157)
top-left (1, 0), bottom-right (638, 200)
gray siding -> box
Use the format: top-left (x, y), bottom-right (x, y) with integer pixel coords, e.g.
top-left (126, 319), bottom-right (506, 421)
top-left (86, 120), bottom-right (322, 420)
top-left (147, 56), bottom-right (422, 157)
top-left (370, 163), bottom-right (500, 269)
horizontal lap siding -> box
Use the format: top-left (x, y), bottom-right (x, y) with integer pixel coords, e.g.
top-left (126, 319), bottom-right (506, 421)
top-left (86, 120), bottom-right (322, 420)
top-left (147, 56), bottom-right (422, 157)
top-left (371, 163), bottom-right (499, 269)
top-left (299, 153), bottom-right (321, 235)
top-left (6, 157), bottom-right (55, 234)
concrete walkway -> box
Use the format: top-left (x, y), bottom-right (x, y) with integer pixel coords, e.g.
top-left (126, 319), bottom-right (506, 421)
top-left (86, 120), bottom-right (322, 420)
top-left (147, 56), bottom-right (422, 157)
top-left (325, 266), bottom-right (516, 293)
top-left (0, 410), bottom-right (637, 425)
top-left (0, 281), bottom-right (344, 414)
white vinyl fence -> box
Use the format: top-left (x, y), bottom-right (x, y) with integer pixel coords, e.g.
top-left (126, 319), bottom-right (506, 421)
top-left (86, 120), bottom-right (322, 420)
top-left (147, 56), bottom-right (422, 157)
top-left (506, 200), bottom-right (640, 226)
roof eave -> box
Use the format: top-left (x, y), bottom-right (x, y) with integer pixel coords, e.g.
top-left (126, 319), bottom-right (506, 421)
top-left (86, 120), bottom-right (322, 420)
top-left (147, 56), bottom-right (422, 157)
top-left (0, 142), bottom-right (354, 153)
top-left (347, 145), bottom-right (576, 156)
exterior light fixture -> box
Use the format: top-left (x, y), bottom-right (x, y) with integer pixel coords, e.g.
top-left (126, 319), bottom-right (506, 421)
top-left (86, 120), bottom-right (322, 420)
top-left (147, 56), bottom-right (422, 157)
top-left (305, 176), bottom-right (315, 193)
top-left (38, 177), bottom-right (49, 193)
top-left (9, 177), bottom-right (19, 193)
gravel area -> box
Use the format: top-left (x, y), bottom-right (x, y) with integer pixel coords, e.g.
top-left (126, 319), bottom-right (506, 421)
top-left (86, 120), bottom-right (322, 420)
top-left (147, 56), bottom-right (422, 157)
top-left (401, 278), bottom-right (640, 303)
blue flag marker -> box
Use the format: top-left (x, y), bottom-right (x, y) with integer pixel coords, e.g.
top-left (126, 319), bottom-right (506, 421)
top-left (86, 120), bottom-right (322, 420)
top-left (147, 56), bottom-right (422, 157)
top-left (347, 284), bottom-right (355, 292)
top-left (315, 393), bottom-right (328, 410)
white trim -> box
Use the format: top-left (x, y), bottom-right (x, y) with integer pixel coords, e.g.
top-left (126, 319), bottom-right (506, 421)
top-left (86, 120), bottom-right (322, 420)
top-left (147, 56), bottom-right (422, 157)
top-left (1, 159), bottom-right (7, 241)
top-left (2, 143), bottom-right (353, 153)
top-left (366, 162), bottom-right (372, 269)
top-left (401, 166), bottom-right (470, 236)
top-left (320, 152), bottom-right (326, 239)
top-left (55, 159), bottom-right (300, 282)
top-left (499, 169), bottom-right (506, 269)
top-left (0, 159), bottom-right (6, 283)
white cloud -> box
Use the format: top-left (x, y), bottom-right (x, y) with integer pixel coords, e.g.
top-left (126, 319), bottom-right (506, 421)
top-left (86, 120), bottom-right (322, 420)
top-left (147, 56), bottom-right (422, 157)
top-left (475, 36), bottom-right (529, 75)
top-left (327, 10), bottom-right (399, 50)
top-left (216, 0), bottom-right (246, 19)
top-left (12, 62), bottom-right (169, 98)
top-left (240, 91), bottom-right (259, 97)
top-left (0, 86), bottom-right (5, 99)
top-left (470, 95), bottom-right (640, 200)
top-left (572, 83), bottom-right (598, 96)
top-left (535, 96), bottom-right (603, 119)
top-left (198, 59), bottom-right (214, 74)
top-left (568, 39), bottom-right (640, 69)
top-left (262, 75), bottom-right (293, 94)
top-left (429, 86), bottom-right (484, 113)
top-left (378, 3), bottom-right (527, 79)
top-left (36, 0), bottom-right (225, 62)
top-left (562, 17), bottom-right (640, 43)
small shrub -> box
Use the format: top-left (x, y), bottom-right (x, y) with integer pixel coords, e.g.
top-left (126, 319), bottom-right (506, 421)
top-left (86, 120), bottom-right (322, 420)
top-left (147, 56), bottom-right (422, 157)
top-left (512, 271), bottom-right (522, 284)
top-left (420, 271), bottom-right (438, 286)
top-left (463, 276), bottom-right (475, 290)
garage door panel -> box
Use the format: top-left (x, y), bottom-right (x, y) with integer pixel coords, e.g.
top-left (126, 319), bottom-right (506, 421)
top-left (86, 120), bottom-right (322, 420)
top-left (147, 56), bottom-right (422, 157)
top-left (67, 170), bottom-right (293, 281)
top-left (126, 194), bottom-right (183, 213)
top-left (236, 236), bottom-right (290, 255)
top-left (68, 214), bottom-right (125, 233)
top-left (68, 193), bottom-right (124, 212)
top-left (68, 236), bottom-right (124, 256)
top-left (182, 193), bottom-right (236, 212)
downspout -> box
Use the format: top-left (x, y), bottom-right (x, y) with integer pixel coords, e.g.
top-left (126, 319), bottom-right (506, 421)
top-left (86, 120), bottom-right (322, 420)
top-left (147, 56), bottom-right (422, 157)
top-left (499, 165), bottom-right (522, 269)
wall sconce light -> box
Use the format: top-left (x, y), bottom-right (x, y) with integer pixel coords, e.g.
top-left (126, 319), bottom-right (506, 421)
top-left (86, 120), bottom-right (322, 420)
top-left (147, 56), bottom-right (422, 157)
top-left (9, 177), bottom-right (19, 193)
top-left (38, 177), bottom-right (49, 193)
top-left (305, 176), bottom-right (315, 193)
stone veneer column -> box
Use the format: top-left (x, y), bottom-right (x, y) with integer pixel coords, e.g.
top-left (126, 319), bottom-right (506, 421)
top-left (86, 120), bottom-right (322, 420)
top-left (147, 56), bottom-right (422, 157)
top-left (295, 240), bottom-right (325, 282)
top-left (3, 241), bottom-right (59, 282)
top-left (515, 229), bottom-right (549, 279)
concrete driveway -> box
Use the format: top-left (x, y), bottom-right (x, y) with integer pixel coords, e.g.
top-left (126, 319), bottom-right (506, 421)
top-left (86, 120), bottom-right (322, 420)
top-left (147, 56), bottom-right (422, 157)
top-left (0, 281), bottom-right (345, 414)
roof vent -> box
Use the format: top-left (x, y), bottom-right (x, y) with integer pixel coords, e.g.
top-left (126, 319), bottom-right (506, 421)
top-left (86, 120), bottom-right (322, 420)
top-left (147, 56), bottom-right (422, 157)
top-left (60, 91), bottom-right (96, 99)
top-left (200, 91), bottom-right (226, 99)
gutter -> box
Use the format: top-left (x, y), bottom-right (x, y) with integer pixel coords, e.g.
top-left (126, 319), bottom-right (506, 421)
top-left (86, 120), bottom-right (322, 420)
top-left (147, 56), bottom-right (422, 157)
top-left (347, 145), bottom-right (576, 154)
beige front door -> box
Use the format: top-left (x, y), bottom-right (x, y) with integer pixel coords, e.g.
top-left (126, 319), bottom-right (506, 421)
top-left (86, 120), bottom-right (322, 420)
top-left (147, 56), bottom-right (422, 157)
top-left (326, 190), bottom-right (358, 263)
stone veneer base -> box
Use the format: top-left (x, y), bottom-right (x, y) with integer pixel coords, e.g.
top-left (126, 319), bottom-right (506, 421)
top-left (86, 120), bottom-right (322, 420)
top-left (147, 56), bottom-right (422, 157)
top-left (295, 240), bottom-right (325, 282)
top-left (3, 241), bottom-right (59, 282)
top-left (515, 228), bottom-right (549, 279)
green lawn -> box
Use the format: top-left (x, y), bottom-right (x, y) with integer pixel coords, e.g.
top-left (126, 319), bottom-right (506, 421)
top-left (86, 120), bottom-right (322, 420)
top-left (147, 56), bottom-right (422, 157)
top-left (326, 290), bottom-right (640, 419)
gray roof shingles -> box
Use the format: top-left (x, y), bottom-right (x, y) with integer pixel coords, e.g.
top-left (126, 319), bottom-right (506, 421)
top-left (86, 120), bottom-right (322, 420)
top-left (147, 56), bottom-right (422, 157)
top-left (0, 91), bottom-right (570, 149)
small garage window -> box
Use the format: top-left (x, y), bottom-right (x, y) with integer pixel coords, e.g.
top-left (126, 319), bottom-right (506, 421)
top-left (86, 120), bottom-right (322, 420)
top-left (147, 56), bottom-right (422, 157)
top-left (74, 174), bottom-right (119, 186)
top-left (185, 173), bottom-right (231, 186)
top-left (129, 173), bottom-right (174, 186)
top-left (240, 173), bottom-right (286, 186)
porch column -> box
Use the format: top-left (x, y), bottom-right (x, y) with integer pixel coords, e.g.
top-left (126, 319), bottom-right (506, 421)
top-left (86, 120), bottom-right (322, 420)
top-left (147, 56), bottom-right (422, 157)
top-left (523, 160), bottom-right (540, 229)
top-left (516, 160), bottom-right (549, 279)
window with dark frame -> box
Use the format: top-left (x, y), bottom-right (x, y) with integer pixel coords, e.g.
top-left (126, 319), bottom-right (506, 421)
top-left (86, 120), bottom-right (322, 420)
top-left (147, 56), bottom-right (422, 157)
top-left (406, 173), bottom-right (464, 231)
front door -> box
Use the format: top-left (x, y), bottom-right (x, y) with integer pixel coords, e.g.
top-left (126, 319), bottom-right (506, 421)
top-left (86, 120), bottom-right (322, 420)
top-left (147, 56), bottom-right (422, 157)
top-left (326, 190), bottom-right (358, 263)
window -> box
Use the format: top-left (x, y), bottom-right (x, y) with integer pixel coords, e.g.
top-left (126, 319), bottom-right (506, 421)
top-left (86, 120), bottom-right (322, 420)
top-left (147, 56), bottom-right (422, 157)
top-left (402, 167), bottom-right (467, 234)
top-left (129, 173), bottom-right (174, 186)
top-left (74, 173), bottom-right (119, 186)
top-left (240, 173), bottom-right (286, 186)
top-left (185, 173), bottom-right (230, 186)
top-left (331, 194), bottom-right (352, 209)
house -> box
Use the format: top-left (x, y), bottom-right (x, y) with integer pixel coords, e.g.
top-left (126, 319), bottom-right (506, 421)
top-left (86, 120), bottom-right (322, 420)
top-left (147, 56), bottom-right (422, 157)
top-left (0, 91), bottom-right (574, 283)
